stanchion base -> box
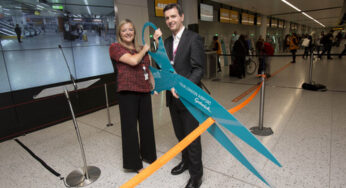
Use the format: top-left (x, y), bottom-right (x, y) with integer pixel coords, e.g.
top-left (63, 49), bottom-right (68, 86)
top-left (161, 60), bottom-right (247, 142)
top-left (250, 127), bottom-right (273, 136)
top-left (302, 83), bottom-right (327, 92)
top-left (66, 166), bottom-right (101, 187)
top-left (106, 123), bottom-right (114, 127)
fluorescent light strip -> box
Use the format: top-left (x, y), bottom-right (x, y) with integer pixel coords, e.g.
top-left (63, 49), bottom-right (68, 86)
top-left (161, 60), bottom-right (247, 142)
top-left (302, 12), bottom-right (325, 27)
top-left (281, 0), bottom-right (325, 27)
top-left (281, 0), bottom-right (301, 12)
top-left (2, 28), bottom-right (13, 32)
top-left (84, 0), bottom-right (91, 15)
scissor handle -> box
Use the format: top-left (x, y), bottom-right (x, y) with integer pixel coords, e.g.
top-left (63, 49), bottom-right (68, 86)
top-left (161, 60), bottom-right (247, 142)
top-left (141, 22), bottom-right (175, 72)
top-left (142, 22), bottom-right (158, 45)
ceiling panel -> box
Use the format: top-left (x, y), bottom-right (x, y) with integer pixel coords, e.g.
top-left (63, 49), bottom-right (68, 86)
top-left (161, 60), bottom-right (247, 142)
top-left (309, 9), bottom-right (342, 20)
top-left (213, 0), bottom-right (292, 15)
top-left (212, 0), bottom-right (344, 27)
top-left (65, 5), bottom-right (114, 15)
top-left (290, 0), bottom-right (343, 11)
top-left (46, 0), bottom-right (113, 7)
top-left (0, 0), bottom-right (114, 17)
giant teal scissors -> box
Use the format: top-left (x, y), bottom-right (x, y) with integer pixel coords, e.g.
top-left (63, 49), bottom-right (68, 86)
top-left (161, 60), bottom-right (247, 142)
top-left (142, 22), bottom-right (281, 187)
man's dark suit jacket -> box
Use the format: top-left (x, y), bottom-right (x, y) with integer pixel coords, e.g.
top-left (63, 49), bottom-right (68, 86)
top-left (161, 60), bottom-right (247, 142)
top-left (164, 29), bottom-right (205, 107)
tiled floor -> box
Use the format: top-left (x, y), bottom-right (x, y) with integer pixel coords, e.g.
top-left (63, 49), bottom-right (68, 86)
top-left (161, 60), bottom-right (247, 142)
top-left (1, 54), bottom-right (346, 187)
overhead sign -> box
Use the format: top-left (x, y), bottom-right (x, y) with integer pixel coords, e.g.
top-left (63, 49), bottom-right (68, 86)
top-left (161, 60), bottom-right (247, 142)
top-left (332, 27), bottom-right (344, 31)
top-left (220, 8), bottom-right (230, 23)
top-left (52, 5), bottom-right (63, 10)
top-left (257, 16), bottom-right (261, 26)
top-left (155, 0), bottom-right (177, 17)
top-left (229, 10), bottom-right (238, 24)
top-left (248, 14), bottom-right (254, 25)
top-left (271, 18), bottom-right (278, 28)
top-left (242, 13), bottom-right (254, 25)
top-left (278, 20), bottom-right (284, 28)
top-left (200, 3), bottom-right (213, 21)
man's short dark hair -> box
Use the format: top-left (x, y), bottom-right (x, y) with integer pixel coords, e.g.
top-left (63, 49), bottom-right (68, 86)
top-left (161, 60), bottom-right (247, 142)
top-left (163, 3), bottom-right (183, 16)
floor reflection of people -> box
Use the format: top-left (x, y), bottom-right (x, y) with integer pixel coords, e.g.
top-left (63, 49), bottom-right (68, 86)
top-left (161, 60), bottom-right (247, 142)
top-left (109, 19), bottom-right (157, 173)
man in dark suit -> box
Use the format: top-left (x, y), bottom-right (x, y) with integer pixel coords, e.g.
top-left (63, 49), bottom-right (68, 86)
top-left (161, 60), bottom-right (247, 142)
top-left (154, 3), bottom-right (205, 188)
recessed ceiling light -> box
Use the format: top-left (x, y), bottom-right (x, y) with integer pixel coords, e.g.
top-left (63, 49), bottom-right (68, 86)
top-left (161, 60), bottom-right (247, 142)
top-left (36, 5), bottom-right (44, 10)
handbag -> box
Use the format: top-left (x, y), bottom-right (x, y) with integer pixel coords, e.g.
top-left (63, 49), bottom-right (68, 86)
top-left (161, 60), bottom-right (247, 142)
top-left (302, 38), bottom-right (310, 47)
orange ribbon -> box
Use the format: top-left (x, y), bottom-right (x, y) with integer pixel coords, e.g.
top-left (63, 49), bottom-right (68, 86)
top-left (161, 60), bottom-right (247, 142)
top-left (120, 83), bottom-right (263, 188)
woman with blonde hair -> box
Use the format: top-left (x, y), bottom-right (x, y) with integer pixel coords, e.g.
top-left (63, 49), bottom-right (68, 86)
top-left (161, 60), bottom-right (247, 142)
top-left (109, 19), bottom-right (157, 172)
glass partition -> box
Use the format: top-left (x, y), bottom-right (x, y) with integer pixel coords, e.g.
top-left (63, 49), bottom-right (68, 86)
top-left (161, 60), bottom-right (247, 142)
top-left (0, 51), bottom-right (11, 93)
top-left (0, 0), bottom-right (116, 92)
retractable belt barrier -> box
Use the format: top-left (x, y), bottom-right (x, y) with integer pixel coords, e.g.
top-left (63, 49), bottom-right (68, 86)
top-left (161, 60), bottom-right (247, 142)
top-left (121, 22), bottom-right (282, 188)
top-left (219, 53), bottom-right (341, 57)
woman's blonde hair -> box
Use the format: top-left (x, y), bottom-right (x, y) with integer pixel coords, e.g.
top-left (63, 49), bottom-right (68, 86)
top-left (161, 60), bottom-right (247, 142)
top-left (116, 19), bottom-right (139, 50)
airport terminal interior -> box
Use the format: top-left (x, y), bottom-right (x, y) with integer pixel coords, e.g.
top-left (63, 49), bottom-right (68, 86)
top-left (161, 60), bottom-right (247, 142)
top-left (1, 0), bottom-right (346, 187)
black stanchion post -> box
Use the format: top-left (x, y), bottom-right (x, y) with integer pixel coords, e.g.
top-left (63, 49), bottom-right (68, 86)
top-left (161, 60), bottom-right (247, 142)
top-left (302, 47), bottom-right (327, 91)
top-left (250, 71), bottom-right (273, 136)
top-left (64, 88), bottom-right (101, 187)
top-left (104, 83), bottom-right (113, 127)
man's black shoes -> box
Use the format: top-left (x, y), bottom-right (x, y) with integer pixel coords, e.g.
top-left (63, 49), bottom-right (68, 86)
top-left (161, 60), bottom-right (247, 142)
top-left (171, 161), bottom-right (188, 175)
top-left (185, 177), bottom-right (202, 188)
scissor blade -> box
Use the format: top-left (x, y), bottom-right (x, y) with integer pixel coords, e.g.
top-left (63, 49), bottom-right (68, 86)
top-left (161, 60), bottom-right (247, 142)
top-left (180, 98), bottom-right (272, 187)
top-left (175, 75), bottom-right (281, 168)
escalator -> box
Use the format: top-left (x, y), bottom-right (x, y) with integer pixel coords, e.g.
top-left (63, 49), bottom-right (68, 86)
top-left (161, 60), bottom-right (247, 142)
top-left (0, 28), bottom-right (16, 36)
top-left (0, 20), bottom-right (14, 28)
top-left (0, 21), bottom-right (16, 36)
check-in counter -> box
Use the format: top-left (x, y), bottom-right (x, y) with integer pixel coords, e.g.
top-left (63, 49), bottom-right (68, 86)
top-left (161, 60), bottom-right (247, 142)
top-left (204, 51), bottom-right (218, 79)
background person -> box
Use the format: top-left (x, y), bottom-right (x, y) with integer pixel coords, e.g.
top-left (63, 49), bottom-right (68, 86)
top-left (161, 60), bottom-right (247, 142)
top-left (319, 30), bottom-right (334, 60)
top-left (256, 36), bottom-right (265, 74)
top-left (212, 35), bottom-right (222, 72)
top-left (14, 24), bottom-right (22, 43)
top-left (288, 33), bottom-right (299, 63)
top-left (302, 34), bottom-right (312, 59)
top-left (339, 35), bottom-right (346, 58)
top-left (232, 34), bottom-right (249, 78)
